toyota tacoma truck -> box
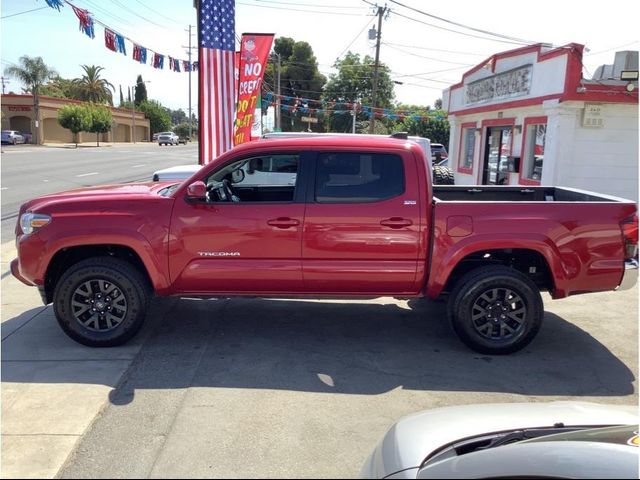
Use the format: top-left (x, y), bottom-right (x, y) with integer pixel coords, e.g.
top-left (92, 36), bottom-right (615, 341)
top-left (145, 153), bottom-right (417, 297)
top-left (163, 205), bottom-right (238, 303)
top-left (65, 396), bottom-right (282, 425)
top-left (11, 136), bottom-right (638, 354)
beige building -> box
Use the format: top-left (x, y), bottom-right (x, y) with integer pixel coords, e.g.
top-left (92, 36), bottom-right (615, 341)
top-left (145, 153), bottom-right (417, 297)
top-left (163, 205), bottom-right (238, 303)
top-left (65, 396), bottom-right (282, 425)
top-left (1, 94), bottom-right (150, 144)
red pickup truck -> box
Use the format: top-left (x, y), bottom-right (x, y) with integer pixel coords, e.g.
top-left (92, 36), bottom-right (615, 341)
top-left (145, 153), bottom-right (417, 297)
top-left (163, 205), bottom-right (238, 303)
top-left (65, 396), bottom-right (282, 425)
top-left (11, 136), bottom-right (638, 354)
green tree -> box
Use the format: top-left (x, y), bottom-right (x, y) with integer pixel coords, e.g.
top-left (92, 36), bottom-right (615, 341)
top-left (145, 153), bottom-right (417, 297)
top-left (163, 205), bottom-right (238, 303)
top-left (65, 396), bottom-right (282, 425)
top-left (392, 104), bottom-right (449, 145)
top-left (138, 100), bottom-right (171, 134)
top-left (322, 52), bottom-right (394, 133)
top-left (74, 65), bottom-right (114, 105)
top-left (263, 37), bottom-right (326, 132)
top-left (5, 55), bottom-right (57, 144)
top-left (40, 76), bottom-right (80, 99)
top-left (134, 75), bottom-right (148, 106)
top-left (119, 85), bottom-right (124, 106)
top-left (173, 122), bottom-right (190, 139)
top-left (167, 108), bottom-right (187, 126)
top-left (57, 104), bottom-right (91, 147)
top-left (87, 104), bottom-right (113, 146)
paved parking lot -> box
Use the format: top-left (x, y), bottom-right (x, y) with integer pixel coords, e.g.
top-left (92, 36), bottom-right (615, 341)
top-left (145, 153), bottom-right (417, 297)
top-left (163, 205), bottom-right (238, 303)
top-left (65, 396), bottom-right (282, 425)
top-left (2, 236), bottom-right (636, 478)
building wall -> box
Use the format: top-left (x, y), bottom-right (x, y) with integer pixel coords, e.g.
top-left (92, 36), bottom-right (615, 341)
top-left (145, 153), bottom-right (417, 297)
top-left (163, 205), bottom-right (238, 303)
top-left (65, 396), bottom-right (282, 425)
top-left (0, 94), bottom-right (150, 144)
top-left (553, 102), bottom-right (638, 201)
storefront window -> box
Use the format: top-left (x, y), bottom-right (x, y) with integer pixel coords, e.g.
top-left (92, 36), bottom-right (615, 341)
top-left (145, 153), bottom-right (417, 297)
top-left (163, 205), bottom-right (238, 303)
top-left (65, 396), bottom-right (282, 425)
top-left (460, 128), bottom-right (475, 170)
top-left (524, 124), bottom-right (546, 181)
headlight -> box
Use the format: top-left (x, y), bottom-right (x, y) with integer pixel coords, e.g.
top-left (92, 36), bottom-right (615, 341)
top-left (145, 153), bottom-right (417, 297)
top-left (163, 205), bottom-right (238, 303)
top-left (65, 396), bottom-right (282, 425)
top-left (20, 213), bottom-right (51, 235)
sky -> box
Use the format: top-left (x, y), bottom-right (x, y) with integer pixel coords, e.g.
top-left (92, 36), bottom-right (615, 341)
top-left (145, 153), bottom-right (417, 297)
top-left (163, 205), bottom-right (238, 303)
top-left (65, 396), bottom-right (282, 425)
top-left (1, 0), bottom-right (639, 115)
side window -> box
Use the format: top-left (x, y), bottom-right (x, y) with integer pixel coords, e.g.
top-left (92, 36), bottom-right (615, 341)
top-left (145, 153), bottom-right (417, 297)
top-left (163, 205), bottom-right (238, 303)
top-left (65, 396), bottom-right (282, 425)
top-left (204, 154), bottom-right (299, 203)
top-left (460, 128), bottom-right (475, 170)
top-left (523, 124), bottom-right (546, 181)
top-left (315, 152), bottom-right (405, 203)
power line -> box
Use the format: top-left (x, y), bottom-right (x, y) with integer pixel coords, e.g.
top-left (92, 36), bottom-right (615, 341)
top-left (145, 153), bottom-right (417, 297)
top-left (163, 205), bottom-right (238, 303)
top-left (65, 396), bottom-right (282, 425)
top-left (131, 0), bottom-right (186, 25)
top-left (585, 41), bottom-right (640, 57)
top-left (246, 0), bottom-right (365, 9)
top-left (105, 0), bottom-right (177, 30)
top-left (387, 0), bottom-right (538, 44)
top-left (382, 42), bottom-right (474, 66)
top-left (383, 42), bottom-right (487, 57)
top-left (337, 15), bottom-right (375, 59)
top-left (1, 6), bottom-right (49, 19)
top-left (235, 1), bottom-right (366, 16)
top-left (389, 9), bottom-right (530, 46)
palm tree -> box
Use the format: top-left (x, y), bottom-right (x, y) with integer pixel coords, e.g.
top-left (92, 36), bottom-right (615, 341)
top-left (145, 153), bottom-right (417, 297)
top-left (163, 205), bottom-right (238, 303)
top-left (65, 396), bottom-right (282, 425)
top-left (4, 55), bottom-right (57, 144)
top-left (74, 65), bottom-right (115, 105)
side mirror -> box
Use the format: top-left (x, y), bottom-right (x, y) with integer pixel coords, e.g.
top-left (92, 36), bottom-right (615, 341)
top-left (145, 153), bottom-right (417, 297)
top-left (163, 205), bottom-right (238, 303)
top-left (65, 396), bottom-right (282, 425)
top-left (186, 181), bottom-right (207, 200)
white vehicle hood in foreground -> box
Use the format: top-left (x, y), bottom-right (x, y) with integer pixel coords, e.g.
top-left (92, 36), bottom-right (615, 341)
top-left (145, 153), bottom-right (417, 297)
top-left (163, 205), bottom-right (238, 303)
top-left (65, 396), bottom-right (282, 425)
top-left (152, 164), bottom-right (201, 181)
top-left (361, 401), bottom-right (638, 479)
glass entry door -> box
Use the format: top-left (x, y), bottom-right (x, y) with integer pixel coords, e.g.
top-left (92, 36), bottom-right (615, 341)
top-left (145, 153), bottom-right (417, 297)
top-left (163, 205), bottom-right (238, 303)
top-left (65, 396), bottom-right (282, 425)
top-left (482, 126), bottom-right (512, 185)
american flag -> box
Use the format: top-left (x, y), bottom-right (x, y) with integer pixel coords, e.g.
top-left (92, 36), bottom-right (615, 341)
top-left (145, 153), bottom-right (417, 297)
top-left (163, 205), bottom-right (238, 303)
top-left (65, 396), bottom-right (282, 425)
top-left (199, 0), bottom-right (236, 163)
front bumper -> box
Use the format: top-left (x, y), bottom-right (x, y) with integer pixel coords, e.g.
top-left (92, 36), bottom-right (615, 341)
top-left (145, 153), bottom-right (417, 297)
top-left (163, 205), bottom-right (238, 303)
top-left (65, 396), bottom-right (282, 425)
top-left (617, 258), bottom-right (638, 291)
top-left (10, 258), bottom-right (34, 286)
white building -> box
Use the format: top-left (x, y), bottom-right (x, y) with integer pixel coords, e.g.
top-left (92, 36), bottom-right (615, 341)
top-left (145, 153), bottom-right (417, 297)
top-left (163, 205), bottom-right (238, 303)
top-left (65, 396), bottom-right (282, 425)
top-left (443, 43), bottom-right (639, 201)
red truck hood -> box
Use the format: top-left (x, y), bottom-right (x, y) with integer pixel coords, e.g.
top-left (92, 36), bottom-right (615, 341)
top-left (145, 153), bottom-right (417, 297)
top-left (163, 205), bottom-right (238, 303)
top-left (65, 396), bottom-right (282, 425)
top-left (21, 182), bottom-right (177, 212)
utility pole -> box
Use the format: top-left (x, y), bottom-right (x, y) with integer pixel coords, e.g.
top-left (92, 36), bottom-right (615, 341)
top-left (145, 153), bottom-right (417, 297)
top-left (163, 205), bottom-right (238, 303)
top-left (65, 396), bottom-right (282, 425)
top-left (369, 4), bottom-right (387, 134)
top-left (1, 76), bottom-right (8, 94)
top-left (352, 102), bottom-right (357, 133)
top-left (183, 25), bottom-right (196, 140)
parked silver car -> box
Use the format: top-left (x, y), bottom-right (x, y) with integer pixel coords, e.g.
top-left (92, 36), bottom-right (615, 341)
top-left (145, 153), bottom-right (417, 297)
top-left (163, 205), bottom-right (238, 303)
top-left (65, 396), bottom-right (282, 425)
top-left (157, 131), bottom-right (179, 146)
top-left (1, 130), bottom-right (25, 145)
top-left (360, 401), bottom-right (638, 479)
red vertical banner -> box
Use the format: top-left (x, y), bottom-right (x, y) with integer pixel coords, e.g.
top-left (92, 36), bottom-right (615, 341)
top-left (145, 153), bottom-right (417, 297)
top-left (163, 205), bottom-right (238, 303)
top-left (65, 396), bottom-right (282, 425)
top-left (234, 33), bottom-right (274, 146)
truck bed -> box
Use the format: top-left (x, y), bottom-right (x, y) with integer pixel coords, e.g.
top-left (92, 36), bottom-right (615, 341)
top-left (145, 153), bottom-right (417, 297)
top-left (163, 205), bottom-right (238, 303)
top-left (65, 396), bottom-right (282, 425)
top-left (433, 185), bottom-right (634, 203)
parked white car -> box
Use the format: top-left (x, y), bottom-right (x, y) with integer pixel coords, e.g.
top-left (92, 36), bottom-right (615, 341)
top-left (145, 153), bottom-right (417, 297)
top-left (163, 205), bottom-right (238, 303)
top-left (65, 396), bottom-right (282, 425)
top-left (360, 401), bottom-right (639, 479)
top-left (1, 130), bottom-right (25, 145)
top-left (157, 131), bottom-right (179, 146)
top-left (151, 155), bottom-right (297, 187)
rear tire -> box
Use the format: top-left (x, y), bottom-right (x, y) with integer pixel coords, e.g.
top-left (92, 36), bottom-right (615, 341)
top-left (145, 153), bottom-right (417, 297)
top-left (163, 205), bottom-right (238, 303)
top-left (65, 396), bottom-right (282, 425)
top-left (447, 266), bottom-right (543, 354)
top-left (53, 257), bottom-right (150, 347)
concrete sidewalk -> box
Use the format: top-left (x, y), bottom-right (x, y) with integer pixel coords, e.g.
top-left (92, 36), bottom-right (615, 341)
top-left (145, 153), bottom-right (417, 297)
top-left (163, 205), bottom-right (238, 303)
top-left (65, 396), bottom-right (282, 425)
top-left (0, 241), bottom-right (145, 478)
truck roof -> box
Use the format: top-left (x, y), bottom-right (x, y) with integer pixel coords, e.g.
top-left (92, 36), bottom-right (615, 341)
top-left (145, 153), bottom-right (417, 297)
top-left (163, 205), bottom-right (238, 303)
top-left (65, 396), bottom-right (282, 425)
top-left (228, 135), bottom-right (425, 155)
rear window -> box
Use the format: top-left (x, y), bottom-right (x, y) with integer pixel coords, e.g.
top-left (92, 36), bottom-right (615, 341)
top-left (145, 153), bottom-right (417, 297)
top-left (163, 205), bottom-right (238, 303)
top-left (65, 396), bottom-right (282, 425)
top-left (315, 152), bottom-right (405, 203)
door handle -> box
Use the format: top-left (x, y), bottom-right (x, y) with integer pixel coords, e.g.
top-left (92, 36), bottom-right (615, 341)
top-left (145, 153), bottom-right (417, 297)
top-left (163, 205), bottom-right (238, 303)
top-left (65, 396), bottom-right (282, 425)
top-left (380, 217), bottom-right (413, 228)
top-left (267, 217), bottom-right (300, 229)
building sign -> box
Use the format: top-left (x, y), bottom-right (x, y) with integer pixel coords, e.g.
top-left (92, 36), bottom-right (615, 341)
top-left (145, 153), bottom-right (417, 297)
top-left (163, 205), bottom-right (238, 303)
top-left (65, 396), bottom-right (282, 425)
top-left (465, 65), bottom-right (532, 105)
top-left (7, 105), bottom-right (32, 111)
top-left (583, 103), bottom-right (604, 128)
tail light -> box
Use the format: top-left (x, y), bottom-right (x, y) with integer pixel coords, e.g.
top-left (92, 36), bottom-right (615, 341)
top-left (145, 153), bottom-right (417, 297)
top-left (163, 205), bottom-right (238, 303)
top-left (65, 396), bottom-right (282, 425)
top-left (621, 214), bottom-right (638, 260)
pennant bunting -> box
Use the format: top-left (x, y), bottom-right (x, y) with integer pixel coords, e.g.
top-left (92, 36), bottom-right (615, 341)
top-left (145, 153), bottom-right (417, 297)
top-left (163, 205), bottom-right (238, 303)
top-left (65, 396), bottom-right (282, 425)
top-left (183, 61), bottom-right (191, 72)
top-left (133, 44), bottom-right (147, 64)
top-left (104, 28), bottom-right (117, 52)
top-left (115, 33), bottom-right (126, 55)
top-left (71, 5), bottom-right (95, 39)
top-left (44, 0), bottom-right (64, 11)
top-left (153, 53), bottom-right (164, 69)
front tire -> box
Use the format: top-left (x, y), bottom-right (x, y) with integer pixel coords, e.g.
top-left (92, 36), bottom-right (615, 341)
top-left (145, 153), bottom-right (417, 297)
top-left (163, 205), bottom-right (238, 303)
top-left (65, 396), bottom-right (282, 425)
top-left (53, 257), bottom-right (150, 347)
top-left (447, 266), bottom-right (543, 354)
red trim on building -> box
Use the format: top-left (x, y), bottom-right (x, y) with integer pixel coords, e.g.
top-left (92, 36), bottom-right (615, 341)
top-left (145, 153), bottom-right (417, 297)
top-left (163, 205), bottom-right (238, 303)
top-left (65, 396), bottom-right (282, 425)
top-left (449, 43), bottom-right (581, 91)
top-left (457, 121), bottom-right (477, 174)
top-left (518, 116), bottom-right (548, 185)
top-left (449, 94), bottom-right (563, 116)
top-left (480, 118), bottom-right (516, 128)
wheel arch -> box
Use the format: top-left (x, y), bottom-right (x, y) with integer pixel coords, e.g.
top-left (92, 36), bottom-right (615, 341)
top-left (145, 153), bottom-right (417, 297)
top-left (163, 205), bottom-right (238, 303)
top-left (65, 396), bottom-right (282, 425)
top-left (44, 244), bottom-right (156, 304)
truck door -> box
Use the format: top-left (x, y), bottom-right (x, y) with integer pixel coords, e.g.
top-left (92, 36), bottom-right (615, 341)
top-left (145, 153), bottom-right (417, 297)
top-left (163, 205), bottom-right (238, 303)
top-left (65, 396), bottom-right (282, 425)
top-left (169, 152), bottom-right (309, 294)
top-left (302, 150), bottom-right (421, 294)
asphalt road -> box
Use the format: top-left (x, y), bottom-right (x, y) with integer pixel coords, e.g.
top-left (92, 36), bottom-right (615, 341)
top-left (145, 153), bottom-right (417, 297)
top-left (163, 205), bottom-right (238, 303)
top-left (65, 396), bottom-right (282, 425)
top-left (0, 143), bottom-right (198, 242)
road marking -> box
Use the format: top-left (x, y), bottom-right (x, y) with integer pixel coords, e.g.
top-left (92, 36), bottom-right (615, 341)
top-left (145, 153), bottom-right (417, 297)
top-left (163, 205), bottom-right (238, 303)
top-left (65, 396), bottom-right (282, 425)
top-left (76, 172), bottom-right (99, 177)
top-left (0, 187), bottom-right (8, 190)
top-left (131, 164), bottom-right (147, 168)
top-left (43, 179), bottom-right (50, 182)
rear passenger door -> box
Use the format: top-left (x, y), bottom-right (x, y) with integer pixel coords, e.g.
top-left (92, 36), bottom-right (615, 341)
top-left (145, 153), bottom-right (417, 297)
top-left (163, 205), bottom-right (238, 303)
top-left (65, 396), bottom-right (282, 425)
top-left (302, 150), bottom-right (421, 294)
